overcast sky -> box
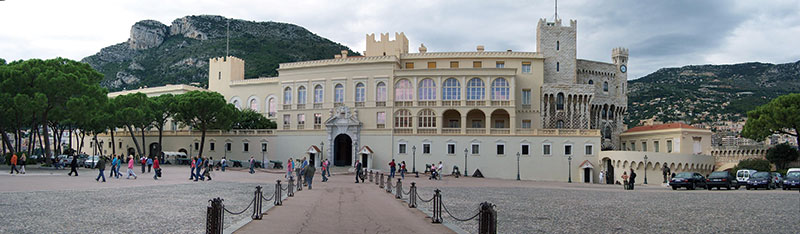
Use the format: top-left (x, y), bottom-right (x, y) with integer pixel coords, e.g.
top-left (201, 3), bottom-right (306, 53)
top-left (1, 0), bottom-right (799, 79)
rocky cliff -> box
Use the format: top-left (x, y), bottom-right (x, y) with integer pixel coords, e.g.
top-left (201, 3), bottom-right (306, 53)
top-left (82, 15), bottom-right (356, 91)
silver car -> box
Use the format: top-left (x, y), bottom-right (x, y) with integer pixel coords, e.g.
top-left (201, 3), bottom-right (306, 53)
top-left (84, 156), bottom-right (100, 168)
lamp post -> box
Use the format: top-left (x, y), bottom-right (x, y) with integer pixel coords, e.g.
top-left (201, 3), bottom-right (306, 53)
top-left (516, 152), bottom-right (521, 180)
top-left (412, 145), bottom-right (418, 177)
top-left (261, 143), bottom-right (266, 169)
top-left (568, 155), bottom-right (572, 183)
top-left (320, 141), bottom-right (324, 163)
top-left (644, 155), bottom-right (648, 184)
top-left (464, 148), bottom-right (468, 177)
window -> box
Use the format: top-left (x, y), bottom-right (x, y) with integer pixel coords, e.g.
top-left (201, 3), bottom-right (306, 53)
top-left (521, 120), bottom-right (532, 129)
top-left (603, 82), bottom-right (608, 92)
top-left (399, 143), bottom-right (407, 154)
top-left (473, 61), bottom-right (482, 68)
top-left (667, 140), bottom-right (673, 153)
top-left (261, 143), bottom-right (267, 152)
top-left (521, 144), bottom-right (530, 155)
top-left (283, 87), bottom-right (292, 105)
top-left (194, 142), bottom-right (199, 150)
top-left (218, 71), bottom-right (221, 80)
top-left (521, 62), bottom-right (531, 73)
top-left (297, 86), bottom-right (306, 104)
top-left (313, 85), bottom-right (323, 104)
top-left (466, 78), bottom-right (485, 100)
top-left (588, 80), bottom-right (594, 85)
top-left (210, 142), bottom-right (215, 151)
top-left (232, 99), bottom-right (241, 109)
top-left (283, 114), bottom-right (290, 125)
top-left (556, 62), bottom-right (560, 72)
top-left (267, 97), bottom-right (276, 117)
top-left (297, 114), bottom-right (305, 125)
top-left (225, 142), bottom-right (232, 152)
top-left (654, 141), bottom-right (660, 152)
top-left (496, 143), bottom-right (505, 155)
top-left (355, 83), bottom-right (366, 102)
top-left (376, 82), bottom-right (387, 102)
top-left (496, 61), bottom-right (505, 68)
top-left (556, 93), bottom-right (564, 110)
top-left (314, 113), bottom-right (322, 125)
top-left (564, 144), bottom-right (572, 155)
top-left (450, 61), bottom-right (459, 68)
top-left (418, 109), bottom-right (436, 128)
top-left (472, 120), bottom-right (483, 128)
top-left (427, 62), bottom-right (437, 69)
top-left (622, 143), bottom-right (626, 151)
top-left (423, 143), bottom-right (431, 154)
top-left (585, 144), bottom-right (593, 155)
top-left (418, 79), bottom-right (436, 100)
top-left (405, 62), bottom-right (414, 69)
top-left (442, 78), bottom-right (461, 100)
top-left (522, 89), bottom-right (531, 105)
top-left (642, 142), bottom-right (648, 152)
top-left (556, 120), bottom-right (564, 129)
top-left (557, 41), bottom-right (560, 50)
top-left (447, 143), bottom-right (456, 155)
top-left (243, 142), bottom-right (249, 152)
top-left (119, 142), bottom-right (122, 149)
top-left (334, 84), bottom-right (344, 103)
top-left (376, 112), bottom-right (386, 126)
top-left (491, 78), bottom-right (510, 100)
top-left (394, 109), bottom-right (412, 128)
top-left (543, 143), bottom-right (551, 155)
top-left (631, 142), bottom-right (636, 151)
top-left (249, 98), bottom-right (258, 111)
top-left (471, 143), bottom-right (480, 154)
top-left (394, 80), bottom-right (413, 101)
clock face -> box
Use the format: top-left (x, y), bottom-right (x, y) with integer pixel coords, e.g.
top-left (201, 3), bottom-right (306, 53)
top-left (620, 65), bottom-right (627, 73)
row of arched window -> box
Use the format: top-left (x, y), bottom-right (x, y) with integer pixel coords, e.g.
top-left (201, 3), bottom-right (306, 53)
top-left (394, 109), bottom-right (437, 128)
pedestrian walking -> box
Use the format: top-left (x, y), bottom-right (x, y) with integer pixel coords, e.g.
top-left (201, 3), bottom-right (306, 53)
top-left (147, 157), bottom-right (153, 173)
top-left (19, 154), bottom-right (26, 174)
top-left (301, 157), bottom-right (308, 186)
top-left (305, 163), bottom-right (316, 189)
top-left (195, 157), bottom-right (204, 181)
top-left (321, 159), bottom-right (328, 182)
top-left (325, 158), bottom-right (331, 177)
top-left (153, 157), bottom-right (161, 180)
top-left (220, 157), bottom-right (227, 172)
top-left (249, 156), bottom-right (255, 174)
top-left (203, 157), bottom-right (212, 181)
top-left (621, 171), bottom-right (629, 189)
top-left (110, 155), bottom-right (117, 178)
top-left (190, 157), bottom-right (197, 180)
top-left (388, 159), bottom-right (396, 179)
top-left (115, 155), bottom-right (122, 178)
top-left (286, 157), bottom-right (294, 179)
top-left (126, 155), bottom-right (137, 179)
top-left (140, 156), bottom-right (146, 173)
top-left (68, 155), bottom-right (79, 176)
top-left (354, 159), bottom-right (362, 183)
top-left (295, 159), bottom-right (303, 184)
top-left (629, 168), bottom-right (637, 190)
top-left (9, 154), bottom-right (19, 174)
top-left (400, 161), bottom-right (406, 179)
top-left (96, 156), bottom-right (106, 182)
top-left (437, 161), bottom-right (444, 180)
top-left (599, 170), bottom-right (605, 184)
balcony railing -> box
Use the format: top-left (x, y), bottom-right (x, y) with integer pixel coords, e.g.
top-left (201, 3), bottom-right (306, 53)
top-left (334, 103), bottom-right (344, 107)
top-left (466, 100), bottom-right (485, 106)
top-left (313, 103), bottom-right (323, 109)
top-left (490, 128), bottom-right (510, 134)
top-left (491, 100), bottom-right (510, 106)
top-left (442, 128), bottom-right (461, 134)
top-left (393, 128), bottom-right (413, 134)
top-left (283, 104), bottom-right (292, 110)
top-left (314, 124), bottom-right (321, 130)
top-left (376, 101), bottom-right (386, 107)
top-left (296, 104), bottom-right (305, 110)
top-left (418, 101), bottom-right (436, 107)
top-left (441, 101), bottom-right (460, 106)
top-left (466, 128), bottom-right (486, 134)
top-left (377, 124), bottom-right (385, 129)
top-left (418, 128), bottom-right (436, 134)
top-left (355, 102), bottom-right (365, 107)
top-left (283, 124), bottom-right (290, 130)
top-left (394, 101), bottom-right (413, 107)
top-left (297, 124), bottom-right (305, 130)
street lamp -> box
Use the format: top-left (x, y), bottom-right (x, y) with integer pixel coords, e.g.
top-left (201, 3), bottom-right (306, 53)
top-left (516, 152), bottom-right (521, 180)
top-left (412, 145), bottom-right (418, 177)
top-left (644, 155), bottom-right (648, 184)
top-left (464, 148), bottom-right (468, 177)
top-left (320, 141), bottom-right (324, 164)
top-left (261, 143), bottom-right (267, 169)
top-left (567, 155), bottom-right (572, 183)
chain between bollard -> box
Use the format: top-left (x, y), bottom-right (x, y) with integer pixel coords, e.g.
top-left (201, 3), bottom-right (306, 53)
top-left (223, 197), bottom-right (255, 215)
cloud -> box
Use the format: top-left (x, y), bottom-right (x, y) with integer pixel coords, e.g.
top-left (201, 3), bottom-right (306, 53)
top-left (0, 0), bottom-right (798, 79)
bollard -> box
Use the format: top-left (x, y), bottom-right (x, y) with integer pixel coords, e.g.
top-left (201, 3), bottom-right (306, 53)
top-left (478, 202), bottom-right (497, 234)
top-left (408, 182), bottom-right (417, 208)
top-left (431, 189), bottom-right (442, 223)
top-left (206, 197), bottom-right (224, 234)
top-left (288, 177), bottom-right (294, 197)
top-left (296, 174), bottom-right (303, 191)
top-left (252, 186), bottom-right (263, 220)
top-left (386, 175), bottom-right (393, 193)
top-left (369, 170), bottom-right (373, 182)
top-left (379, 173), bottom-right (385, 188)
top-left (395, 178), bottom-right (402, 199)
top-left (275, 180), bottom-right (282, 206)
top-left (375, 171), bottom-right (379, 185)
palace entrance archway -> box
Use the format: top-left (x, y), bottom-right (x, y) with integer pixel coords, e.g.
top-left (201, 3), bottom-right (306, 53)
top-left (334, 134), bottom-right (352, 166)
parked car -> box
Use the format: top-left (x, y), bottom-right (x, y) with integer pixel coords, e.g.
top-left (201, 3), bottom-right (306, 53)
top-left (670, 172), bottom-right (707, 190)
top-left (771, 172), bottom-right (783, 188)
top-left (783, 171), bottom-right (800, 190)
top-left (84, 155), bottom-right (100, 168)
top-left (706, 171), bottom-right (739, 190)
top-left (746, 172), bottom-right (775, 190)
top-left (736, 169), bottom-right (757, 187)
top-left (77, 154), bottom-right (89, 166)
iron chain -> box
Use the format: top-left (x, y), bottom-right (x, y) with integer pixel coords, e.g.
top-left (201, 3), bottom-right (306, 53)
top-left (223, 197), bottom-right (255, 215)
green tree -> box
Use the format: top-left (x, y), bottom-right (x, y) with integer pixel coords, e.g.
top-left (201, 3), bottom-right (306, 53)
top-left (765, 143), bottom-right (799, 170)
top-left (172, 91), bottom-right (236, 157)
top-left (742, 93), bottom-right (800, 147)
top-left (112, 92), bottom-right (153, 158)
top-left (150, 94), bottom-right (175, 158)
top-left (233, 109), bottom-right (276, 129)
top-left (732, 158), bottom-right (772, 173)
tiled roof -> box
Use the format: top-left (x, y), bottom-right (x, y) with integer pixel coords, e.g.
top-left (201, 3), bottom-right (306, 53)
top-left (624, 123), bottom-right (698, 133)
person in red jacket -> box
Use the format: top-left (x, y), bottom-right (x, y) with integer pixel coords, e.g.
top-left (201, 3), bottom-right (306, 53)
top-left (153, 158), bottom-right (161, 180)
top-left (9, 154), bottom-right (19, 174)
top-left (190, 157), bottom-right (197, 180)
top-left (140, 157), bottom-right (147, 173)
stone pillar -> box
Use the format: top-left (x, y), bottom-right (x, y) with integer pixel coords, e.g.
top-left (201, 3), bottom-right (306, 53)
top-left (461, 114), bottom-right (467, 134)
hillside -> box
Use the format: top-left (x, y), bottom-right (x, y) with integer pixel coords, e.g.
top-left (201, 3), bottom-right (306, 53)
top-left (626, 60), bottom-right (800, 128)
top-left (82, 15), bottom-right (356, 91)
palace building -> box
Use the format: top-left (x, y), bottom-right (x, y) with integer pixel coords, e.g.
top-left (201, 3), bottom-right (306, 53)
top-left (92, 17), bottom-right (714, 183)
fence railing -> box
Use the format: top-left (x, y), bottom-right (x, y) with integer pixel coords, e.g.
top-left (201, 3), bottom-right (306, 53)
top-left (206, 180), bottom-right (296, 233)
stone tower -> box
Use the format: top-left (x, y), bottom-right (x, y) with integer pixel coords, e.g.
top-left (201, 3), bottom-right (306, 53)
top-left (207, 56), bottom-right (245, 93)
top-left (365, 32), bottom-right (409, 57)
top-left (536, 18), bottom-right (577, 84)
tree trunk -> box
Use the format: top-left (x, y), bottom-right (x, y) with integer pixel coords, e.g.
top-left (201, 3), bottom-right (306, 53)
top-left (198, 129), bottom-right (206, 157)
top-left (42, 111), bottom-right (53, 161)
top-left (28, 127), bottom-right (35, 157)
top-left (157, 126), bottom-right (164, 161)
top-left (0, 129), bottom-right (15, 154)
top-left (38, 126), bottom-right (45, 155)
top-left (93, 134), bottom-right (100, 156)
top-left (110, 129), bottom-right (116, 156)
top-left (125, 125), bottom-right (143, 158)
top-left (78, 130), bottom-right (86, 154)
top-left (140, 127), bottom-right (146, 159)
top-left (68, 126), bottom-right (73, 150)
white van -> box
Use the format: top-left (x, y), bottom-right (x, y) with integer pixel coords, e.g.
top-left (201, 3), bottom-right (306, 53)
top-left (788, 168), bottom-right (800, 175)
top-left (736, 169), bottom-right (757, 186)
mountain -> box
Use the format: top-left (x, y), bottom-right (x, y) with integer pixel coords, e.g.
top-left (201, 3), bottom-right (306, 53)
top-left (626, 60), bottom-right (800, 128)
top-left (82, 15), bottom-right (357, 91)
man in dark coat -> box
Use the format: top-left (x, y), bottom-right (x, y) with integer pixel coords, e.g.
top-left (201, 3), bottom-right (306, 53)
top-left (68, 156), bottom-right (79, 176)
top-left (354, 160), bottom-right (362, 183)
top-left (629, 168), bottom-right (637, 190)
top-left (96, 156), bottom-right (106, 182)
top-left (305, 164), bottom-right (316, 189)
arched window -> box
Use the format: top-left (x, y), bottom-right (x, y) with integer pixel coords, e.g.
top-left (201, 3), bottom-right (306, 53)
top-left (376, 82), bottom-right (387, 102)
top-left (418, 109), bottom-right (436, 128)
top-left (355, 83), bottom-right (366, 102)
top-left (466, 78), bottom-right (485, 100)
top-left (418, 79), bottom-right (436, 100)
top-left (557, 41), bottom-right (560, 50)
top-left (267, 97), bottom-right (276, 117)
top-left (556, 62), bottom-right (560, 72)
top-left (442, 78), bottom-right (461, 100)
top-left (313, 85), bottom-right (323, 104)
top-left (283, 87), bottom-right (292, 105)
top-left (297, 86), bottom-right (306, 104)
top-left (394, 79), bottom-right (413, 101)
top-left (249, 98), bottom-right (258, 111)
top-left (601, 108), bottom-right (607, 119)
top-left (556, 93), bottom-right (564, 110)
top-left (334, 84), bottom-right (344, 103)
top-left (556, 120), bottom-right (564, 129)
top-left (491, 78), bottom-right (510, 100)
top-left (588, 80), bottom-right (594, 85)
top-left (232, 99), bottom-right (241, 109)
top-left (394, 109), bottom-right (412, 128)
top-left (603, 82), bottom-right (608, 92)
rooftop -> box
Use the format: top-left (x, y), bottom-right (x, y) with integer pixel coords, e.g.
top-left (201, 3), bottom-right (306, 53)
top-left (623, 123), bottom-right (698, 134)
